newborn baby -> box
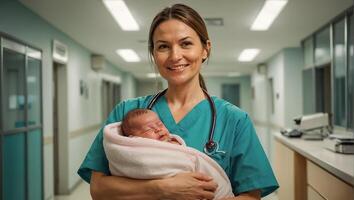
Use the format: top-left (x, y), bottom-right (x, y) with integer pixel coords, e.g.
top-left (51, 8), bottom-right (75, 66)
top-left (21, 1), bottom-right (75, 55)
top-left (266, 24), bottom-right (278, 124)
top-left (121, 109), bottom-right (181, 145)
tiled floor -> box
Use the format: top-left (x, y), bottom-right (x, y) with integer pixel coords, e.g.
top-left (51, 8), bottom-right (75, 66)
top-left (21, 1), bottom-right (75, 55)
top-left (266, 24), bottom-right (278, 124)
top-left (55, 181), bottom-right (278, 200)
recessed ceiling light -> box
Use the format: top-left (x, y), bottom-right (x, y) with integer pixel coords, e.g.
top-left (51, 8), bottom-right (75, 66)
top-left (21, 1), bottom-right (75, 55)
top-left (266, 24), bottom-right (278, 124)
top-left (238, 49), bottom-right (260, 62)
top-left (251, 0), bottom-right (288, 31)
top-left (116, 49), bottom-right (140, 62)
top-left (102, 0), bottom-right (139, 31)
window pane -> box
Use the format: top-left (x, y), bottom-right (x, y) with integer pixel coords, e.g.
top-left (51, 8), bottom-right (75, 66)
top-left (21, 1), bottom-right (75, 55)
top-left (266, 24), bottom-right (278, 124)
top-left (349, 14), bottom-right (354, 129)
top-left (333, 19), bottom-right (346, 127)
top-left (2, 49), bottom-right (26, 130)
top-left (304, 37), bottom-right (314, 67)
top-left (315, 27), bottom-right (331, 65)
top-left (303, 68), bottom-right (315, 114)
top-left (27, 57), bottom-right (41, 126)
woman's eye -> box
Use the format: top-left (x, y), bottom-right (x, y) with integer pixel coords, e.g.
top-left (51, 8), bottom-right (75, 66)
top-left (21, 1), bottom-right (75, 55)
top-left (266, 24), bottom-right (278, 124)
top-left (157, 44), bottom-right (168, 50)
top-left (181, 42), bottom-right (192, 48)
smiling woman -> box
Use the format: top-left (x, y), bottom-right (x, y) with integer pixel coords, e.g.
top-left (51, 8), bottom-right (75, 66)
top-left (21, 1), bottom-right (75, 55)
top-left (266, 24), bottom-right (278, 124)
top-left (78, 3), bottom-right (278, 200)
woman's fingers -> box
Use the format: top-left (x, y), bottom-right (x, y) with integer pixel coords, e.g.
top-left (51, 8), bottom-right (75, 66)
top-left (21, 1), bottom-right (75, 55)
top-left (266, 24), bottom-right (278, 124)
top-left (201, 180), bottom-right (218, 192)
top-left (192, 172), bottom-right (213, 181)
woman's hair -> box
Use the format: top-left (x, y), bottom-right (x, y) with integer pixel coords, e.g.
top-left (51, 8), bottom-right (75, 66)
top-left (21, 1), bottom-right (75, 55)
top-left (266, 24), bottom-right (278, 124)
top-left (148, 4), bottom-right (210, 91)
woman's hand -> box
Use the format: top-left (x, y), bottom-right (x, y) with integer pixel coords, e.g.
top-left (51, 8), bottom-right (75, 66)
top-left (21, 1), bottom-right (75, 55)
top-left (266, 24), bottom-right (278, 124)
top-left (157, 172), bottom-right (218, 200)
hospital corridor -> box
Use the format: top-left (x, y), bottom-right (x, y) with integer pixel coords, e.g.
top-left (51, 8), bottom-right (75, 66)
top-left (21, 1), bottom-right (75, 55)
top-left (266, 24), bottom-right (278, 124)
top-left (0, 0), bottom-right (353, 200)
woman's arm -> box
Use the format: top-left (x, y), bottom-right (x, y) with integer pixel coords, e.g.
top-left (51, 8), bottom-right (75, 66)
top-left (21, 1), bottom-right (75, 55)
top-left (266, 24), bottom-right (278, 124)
top-left (90, 171), bottom-right (218, 200)
top-left (219, 190), bottom-right (261, 200)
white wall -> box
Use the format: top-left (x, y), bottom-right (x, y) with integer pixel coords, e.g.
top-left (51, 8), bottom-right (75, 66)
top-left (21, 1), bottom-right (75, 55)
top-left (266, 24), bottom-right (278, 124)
top-left (205, 76), bottom-right (253, 116)
top-left (136, 80), bottom-right (161, 97)
top-left (267, 52), bottom-right (286, 127)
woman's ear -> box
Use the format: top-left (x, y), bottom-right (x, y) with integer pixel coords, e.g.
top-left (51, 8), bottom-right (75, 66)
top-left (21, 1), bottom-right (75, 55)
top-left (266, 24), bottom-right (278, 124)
top-left (202, 40), bottom-right (211, 62)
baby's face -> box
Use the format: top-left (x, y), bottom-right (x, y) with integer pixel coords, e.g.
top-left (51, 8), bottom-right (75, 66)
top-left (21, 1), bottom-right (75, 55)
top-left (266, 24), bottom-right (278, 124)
top-left (129, 112), bottom-right (170, 141)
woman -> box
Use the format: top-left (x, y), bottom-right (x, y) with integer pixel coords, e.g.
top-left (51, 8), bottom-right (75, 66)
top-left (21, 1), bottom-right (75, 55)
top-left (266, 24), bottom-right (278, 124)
top-left (78, 4), bottom-right (278, 200)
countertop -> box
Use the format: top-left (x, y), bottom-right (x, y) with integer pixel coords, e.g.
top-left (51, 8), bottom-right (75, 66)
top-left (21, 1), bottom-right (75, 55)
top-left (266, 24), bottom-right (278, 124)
top-left (274, 132), bottom-right (354, 186)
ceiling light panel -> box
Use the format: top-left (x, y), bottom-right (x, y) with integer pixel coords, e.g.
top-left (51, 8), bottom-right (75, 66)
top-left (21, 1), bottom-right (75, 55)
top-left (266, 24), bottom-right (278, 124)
top-left (116, 49), bottom-right (140, 62)
top-left (238, 49), bottom-right (260, 62)
top-left (102, 0), bottom-right (139, 31)
top-left (251, 0), bottom-right (288, 31)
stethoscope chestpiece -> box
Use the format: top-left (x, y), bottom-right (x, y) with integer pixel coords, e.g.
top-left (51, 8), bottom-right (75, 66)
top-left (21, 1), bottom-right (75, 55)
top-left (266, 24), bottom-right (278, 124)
top-left (204, 141), bottom-right (226, 156)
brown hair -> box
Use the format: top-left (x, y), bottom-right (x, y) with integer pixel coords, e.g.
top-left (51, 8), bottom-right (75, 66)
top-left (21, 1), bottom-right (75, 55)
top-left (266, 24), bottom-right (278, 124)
top-left (121, 109), bottom-right (151, 136)
top-left (148, 4), bottom-right (210, 91)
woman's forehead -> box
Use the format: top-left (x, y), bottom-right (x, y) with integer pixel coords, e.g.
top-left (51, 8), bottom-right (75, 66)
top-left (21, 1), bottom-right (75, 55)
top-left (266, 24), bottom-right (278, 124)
top-left (153, 19), bottom-right (198, 41)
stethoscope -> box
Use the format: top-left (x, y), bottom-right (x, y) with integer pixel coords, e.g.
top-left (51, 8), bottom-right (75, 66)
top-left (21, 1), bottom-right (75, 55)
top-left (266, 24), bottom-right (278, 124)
top-left (147, 88), bottom-right (226, 156)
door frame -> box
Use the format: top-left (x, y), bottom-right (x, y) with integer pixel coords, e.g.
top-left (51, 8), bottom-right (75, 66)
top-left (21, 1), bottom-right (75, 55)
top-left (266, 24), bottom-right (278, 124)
top-left (0, 32), bottom-right (44, 200)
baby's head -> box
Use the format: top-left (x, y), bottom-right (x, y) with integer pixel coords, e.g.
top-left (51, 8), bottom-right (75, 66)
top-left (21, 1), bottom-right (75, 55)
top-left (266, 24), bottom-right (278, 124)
top-left (121, 109), bottom-right (170, 141)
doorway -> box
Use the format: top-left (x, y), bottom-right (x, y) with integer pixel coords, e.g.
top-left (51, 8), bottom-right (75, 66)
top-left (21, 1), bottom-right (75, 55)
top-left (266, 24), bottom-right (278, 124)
top-left (0, 36), bottom-right (43, 200)
top-left (101, 80), bottom-right (121, 121)
top-left (221, 84), bottom-right (240, 107)
top-left (53, 62), bottom-right (69, 194)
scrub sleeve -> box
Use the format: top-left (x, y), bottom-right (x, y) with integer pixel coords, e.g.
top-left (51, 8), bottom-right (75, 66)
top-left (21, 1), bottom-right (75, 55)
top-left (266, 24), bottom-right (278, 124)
top-left (229, 112), bottom-right (279, 197)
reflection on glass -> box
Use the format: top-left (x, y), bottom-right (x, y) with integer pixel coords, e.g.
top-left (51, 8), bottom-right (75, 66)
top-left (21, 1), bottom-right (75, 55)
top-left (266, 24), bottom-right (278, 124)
top-left (333, 19), bottom-right (346, 127)
top-left (27, 57), bottom-right (41, 126)
top-left (304, 37), bottom-right (314, 67)
top-left (315, 27), bottom-right (330, 65)
top-left (3, 49), bottom-right (26, 130)
top-left (349, 14), bottom-right (354, 129)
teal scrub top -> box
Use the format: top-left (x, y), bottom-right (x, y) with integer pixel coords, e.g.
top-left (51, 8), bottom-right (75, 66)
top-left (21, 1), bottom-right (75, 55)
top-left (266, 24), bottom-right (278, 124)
top-left (78, 95), bottom-right (279, 197)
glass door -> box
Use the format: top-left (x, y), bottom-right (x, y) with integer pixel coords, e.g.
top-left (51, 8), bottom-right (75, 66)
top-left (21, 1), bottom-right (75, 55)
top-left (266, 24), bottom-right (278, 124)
top-left (0, 37), bottom-right (43, 200)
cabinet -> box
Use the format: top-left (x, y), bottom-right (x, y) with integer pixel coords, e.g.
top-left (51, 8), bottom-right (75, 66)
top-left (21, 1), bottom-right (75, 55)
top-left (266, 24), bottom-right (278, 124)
top-left (274, 138), bottom-right (354, 200)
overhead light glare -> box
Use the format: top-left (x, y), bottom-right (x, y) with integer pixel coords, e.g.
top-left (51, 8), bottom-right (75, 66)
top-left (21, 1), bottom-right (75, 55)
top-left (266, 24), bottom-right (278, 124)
top-left (103, 0), bottom-right (139, 31)
top-left (238, 49), bottom-right (260, 62)
top-left (147, 73), bottom-right (161, 78)
top-left (116, 49), bottom-right (140, 62)
top-left (251, 0), bottom-right (288, 31)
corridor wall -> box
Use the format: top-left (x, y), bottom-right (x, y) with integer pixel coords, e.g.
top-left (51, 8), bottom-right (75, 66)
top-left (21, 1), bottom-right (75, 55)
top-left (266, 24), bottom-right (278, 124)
top-left (0, 1), bottom-right (137, 199)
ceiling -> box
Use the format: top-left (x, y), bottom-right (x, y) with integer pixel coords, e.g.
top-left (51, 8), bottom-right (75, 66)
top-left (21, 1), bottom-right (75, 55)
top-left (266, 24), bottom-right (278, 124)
top-left (20, 0), bottom-right (353, 80)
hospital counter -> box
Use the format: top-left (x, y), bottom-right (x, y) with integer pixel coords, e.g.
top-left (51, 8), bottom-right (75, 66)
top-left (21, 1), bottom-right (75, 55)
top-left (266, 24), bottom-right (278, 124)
top-left (273, 132), bottom-right (354, 200)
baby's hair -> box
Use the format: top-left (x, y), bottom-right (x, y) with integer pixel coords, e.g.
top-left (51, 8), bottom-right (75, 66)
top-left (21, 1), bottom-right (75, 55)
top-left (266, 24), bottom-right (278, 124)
top-left (121, 109), bottom-right (152, 136)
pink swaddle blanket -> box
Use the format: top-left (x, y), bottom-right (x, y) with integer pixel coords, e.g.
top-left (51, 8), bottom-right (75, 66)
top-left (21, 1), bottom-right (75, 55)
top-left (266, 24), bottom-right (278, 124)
top-left (103, 122), bottom-right (234, 199)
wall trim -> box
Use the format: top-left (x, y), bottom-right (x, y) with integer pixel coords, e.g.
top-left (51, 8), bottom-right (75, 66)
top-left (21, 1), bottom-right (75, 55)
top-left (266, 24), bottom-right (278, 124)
top-left (254, 120), bottom-right (284, 131)
top-left (43, 123), bottom-right (101, 145)
top-left (69, 123), bottom-right (101, 139)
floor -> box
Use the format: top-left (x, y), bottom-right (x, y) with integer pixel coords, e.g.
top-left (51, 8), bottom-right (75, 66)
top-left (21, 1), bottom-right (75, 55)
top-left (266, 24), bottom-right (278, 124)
top-left (55, 181), bottom-right (278, 200)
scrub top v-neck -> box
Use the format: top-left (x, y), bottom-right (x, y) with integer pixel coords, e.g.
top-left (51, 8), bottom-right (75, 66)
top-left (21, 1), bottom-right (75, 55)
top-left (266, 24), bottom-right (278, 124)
top-left (78, 95), bottom-right (279, 197)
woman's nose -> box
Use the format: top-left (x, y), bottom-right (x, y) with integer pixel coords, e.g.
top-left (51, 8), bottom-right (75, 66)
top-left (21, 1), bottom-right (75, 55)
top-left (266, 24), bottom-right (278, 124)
top-left (170, 47), bottom-right (182, 61)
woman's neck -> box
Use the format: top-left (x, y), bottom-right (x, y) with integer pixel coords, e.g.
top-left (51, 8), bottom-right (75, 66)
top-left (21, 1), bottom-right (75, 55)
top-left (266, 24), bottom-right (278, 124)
top-left (165, 83), bottom-right (205, 108)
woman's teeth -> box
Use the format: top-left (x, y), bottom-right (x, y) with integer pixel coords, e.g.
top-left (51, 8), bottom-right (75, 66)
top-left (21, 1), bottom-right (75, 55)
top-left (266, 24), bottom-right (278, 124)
top-left (168, 64), bottom-right (188, 71)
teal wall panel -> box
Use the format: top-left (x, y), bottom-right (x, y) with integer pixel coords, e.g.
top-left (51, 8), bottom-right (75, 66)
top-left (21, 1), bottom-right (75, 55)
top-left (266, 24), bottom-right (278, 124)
top-left (3, 133), bottom-right (26, 200)
top-left (27, 129), bottom-right (42, 200)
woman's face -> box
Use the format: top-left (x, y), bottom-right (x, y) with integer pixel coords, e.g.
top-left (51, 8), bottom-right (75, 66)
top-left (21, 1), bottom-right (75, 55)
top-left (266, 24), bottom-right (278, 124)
top-left (152, 19), bottom-right (209, 87)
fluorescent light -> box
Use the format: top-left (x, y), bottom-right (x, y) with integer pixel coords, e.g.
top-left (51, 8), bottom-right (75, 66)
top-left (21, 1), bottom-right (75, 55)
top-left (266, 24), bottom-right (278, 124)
top-left (238, 49), bottom-right (260, 62)
top-left (102, 0), bottom-right (139, 31)
top-left (147, 73), bottom-right (161, 78)
top-left (116, 49), bottom-right (140, 62)
top-left (251, 0), bottom-right (288, 31)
